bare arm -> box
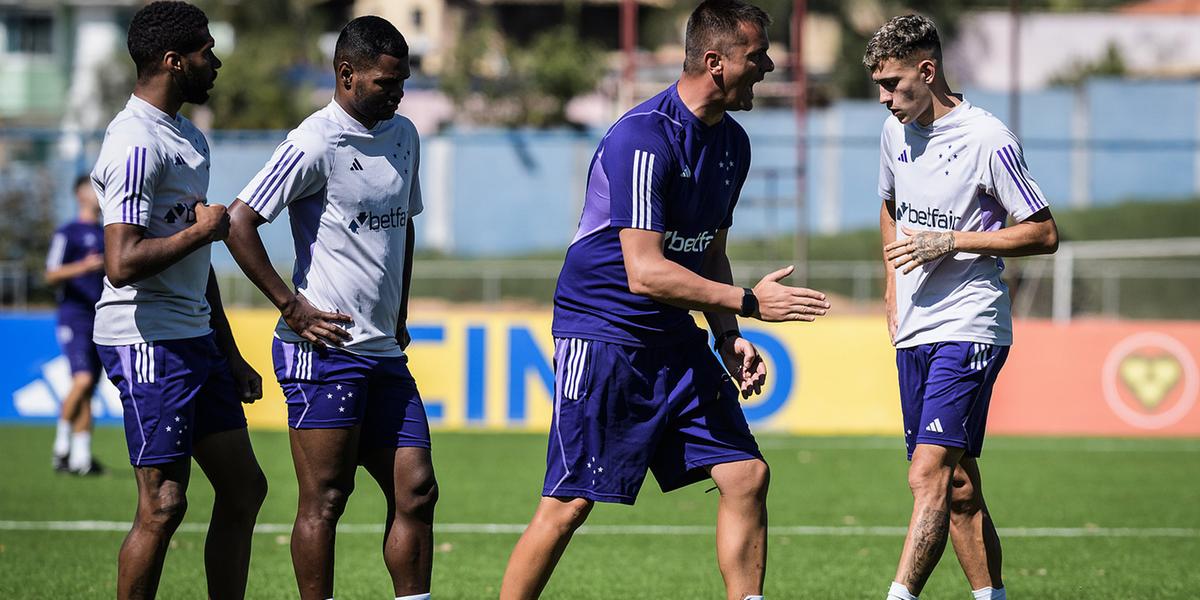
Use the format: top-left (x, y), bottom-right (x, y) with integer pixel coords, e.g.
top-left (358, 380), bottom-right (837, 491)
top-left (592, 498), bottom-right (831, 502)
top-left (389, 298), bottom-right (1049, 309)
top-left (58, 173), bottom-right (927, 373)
top-left (699, 229), bottom-right (740, 336)
top-left (205, 267), bottom-right (262, 402)
top-left (620, 228), bottom-right (829, 322)
top-left (103, 203), bottom-right (228, 288)
top-left (880, 200), bottom-right (898, 341)
top-left (698, 229), bottom-right (769, 398)
top-left (45, 255), bottom-right (105, 285)
top-left (396, 218), bottom-right (416, 349)
top-left (225, 199), bottom-right (351, 347)
top-left (885, 207), bottom-right (1058, 274)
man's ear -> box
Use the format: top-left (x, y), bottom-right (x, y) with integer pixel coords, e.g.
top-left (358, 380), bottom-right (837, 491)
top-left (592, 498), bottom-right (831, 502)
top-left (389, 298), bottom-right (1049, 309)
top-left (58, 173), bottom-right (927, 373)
top-left (704, 50), bottom-right (723, 75)
top-left (337, 61), bottom-right (355, 90)
top-left (163, 50), bottom-right (183, 74)
top-left (918, 58), bottom-right (937, 85)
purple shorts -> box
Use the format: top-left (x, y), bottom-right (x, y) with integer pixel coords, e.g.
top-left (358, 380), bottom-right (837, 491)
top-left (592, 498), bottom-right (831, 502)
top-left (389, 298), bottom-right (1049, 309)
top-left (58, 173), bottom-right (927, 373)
top-left (97, 334), bottom-right (248, 466)
top-left (272, 339), bottom-right (430, 450)
top-left (897, 341), bottom-right (1010, 460)
top-left (544, 332), bottom-right (762, 505)
top-left (57, 314), bottom-right (100, 378)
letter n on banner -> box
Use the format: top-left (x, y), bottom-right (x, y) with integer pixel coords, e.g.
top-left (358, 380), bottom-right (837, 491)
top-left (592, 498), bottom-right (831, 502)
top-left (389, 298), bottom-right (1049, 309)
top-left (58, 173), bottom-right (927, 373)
top-left (508, 326), bottom-right (554, 422)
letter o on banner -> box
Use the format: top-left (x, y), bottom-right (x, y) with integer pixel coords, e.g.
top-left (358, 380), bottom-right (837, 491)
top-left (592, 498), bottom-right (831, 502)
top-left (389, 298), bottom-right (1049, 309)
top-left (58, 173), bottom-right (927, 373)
top-left (739, 330), bottom-right (793, 422)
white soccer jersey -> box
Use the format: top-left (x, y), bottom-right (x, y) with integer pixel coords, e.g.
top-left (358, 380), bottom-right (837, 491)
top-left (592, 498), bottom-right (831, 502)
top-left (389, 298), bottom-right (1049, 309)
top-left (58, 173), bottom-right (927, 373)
top-left (878, 99), bottom-right (1049, 348)
top-left (91, 95), bottom-right (215, 345)
top-left (238, 100), bottom-right (422, 357)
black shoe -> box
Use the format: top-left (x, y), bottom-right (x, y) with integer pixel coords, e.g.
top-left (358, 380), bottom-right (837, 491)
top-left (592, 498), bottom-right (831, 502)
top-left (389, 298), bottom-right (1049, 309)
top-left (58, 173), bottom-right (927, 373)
top-left (53, 454), bottom-right (70, 473)
top-left (71, 459), bottom-right (106, 476)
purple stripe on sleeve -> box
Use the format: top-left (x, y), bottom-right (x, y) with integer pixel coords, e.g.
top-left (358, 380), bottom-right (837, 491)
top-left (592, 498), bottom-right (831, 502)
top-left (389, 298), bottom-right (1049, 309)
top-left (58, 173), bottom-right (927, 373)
top-left (135, 147), bottom-right (147, 222)
top-left (256, 150), bottom-right (306, 209)
top-left (123, 149), bottom-right (133, 222)
top-left (1003, 145), bottom-right (1045, 210)
top-left (248, 145), bottom-right (296, 208)
top-left (996, 146), bottom-right (1037, 212)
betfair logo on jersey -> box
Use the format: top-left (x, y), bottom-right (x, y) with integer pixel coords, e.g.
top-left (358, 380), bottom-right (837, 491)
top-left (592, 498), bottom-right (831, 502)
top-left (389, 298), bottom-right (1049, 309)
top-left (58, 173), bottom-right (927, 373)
top-left (162, 202), bottom-right (197, 224)
top-left (348, 207), bottom-right (408, 234)
top-left (663, 230), bottom-right (715, 253)
top-left (895, 202), bottom-right (961, 230)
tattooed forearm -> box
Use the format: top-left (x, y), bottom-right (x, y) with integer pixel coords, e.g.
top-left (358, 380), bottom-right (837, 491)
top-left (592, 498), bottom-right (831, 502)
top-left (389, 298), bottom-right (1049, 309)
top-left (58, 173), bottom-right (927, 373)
top-left (902, 506), bottom-right (951, 590)
top-left (910, 231), bottom-right (955, 263)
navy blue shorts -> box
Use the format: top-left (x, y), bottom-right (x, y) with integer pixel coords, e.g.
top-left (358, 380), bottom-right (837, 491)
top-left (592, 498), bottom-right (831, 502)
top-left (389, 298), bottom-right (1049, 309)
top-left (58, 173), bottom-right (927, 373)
top-left (544, 332), bottom-right (762, 505)
top-left (897, 341), bottom-right (1010, 460)
top-left (272, 339), bottom-right (430, 450)
top-left (57, 315), bottom-right (100, 378)
top-left (97, 334), bottom-right (248, 466)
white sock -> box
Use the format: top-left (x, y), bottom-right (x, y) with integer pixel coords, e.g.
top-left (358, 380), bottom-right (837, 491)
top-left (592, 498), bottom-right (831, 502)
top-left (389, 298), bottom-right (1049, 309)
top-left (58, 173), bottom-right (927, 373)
top-left (54, 419), bottom-right (71, 457)
top-left (888, 581), bottom-right (918, 600)
top-left (743, 596), bottom-right (765, 600)
top-left (68, 431), bottom-right (92, 471)
top-left (396, 594), bottom-right (430, 600)
top-left (972, 587), bottom-right (1005, 600)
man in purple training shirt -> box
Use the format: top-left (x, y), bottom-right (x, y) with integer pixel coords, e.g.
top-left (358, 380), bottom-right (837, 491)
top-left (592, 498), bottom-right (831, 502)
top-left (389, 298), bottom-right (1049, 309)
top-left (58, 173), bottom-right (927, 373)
top-left (500, 2), bottom-right (831, 599)
top-left (45, 175), bottom-right (107, 475)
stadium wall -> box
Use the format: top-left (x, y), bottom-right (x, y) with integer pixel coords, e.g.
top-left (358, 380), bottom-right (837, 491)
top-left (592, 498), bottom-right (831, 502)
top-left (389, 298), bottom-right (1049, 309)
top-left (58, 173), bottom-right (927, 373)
top-left (2, 311), bottom-right (1198, 437)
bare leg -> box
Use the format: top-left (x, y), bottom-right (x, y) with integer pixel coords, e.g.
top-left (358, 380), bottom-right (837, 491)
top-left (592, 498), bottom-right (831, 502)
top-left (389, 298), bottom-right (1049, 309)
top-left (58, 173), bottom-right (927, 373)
top-left (499, 497), bottom-right (593, 600)
top-left (60, 371), bottom-right (96, 427)
top-left (117, 460), bottom-right (190, 600)
top-left (893, 444), bottom-right (963, 595)
top-left (708, 459), bottom-right (770, 600)
top-left (193, 428), bottom-right (267, 600)
top-left (361, 446), bottom-right (438, 596)
top-left (948, 457), bottom-right (1004, 591)
top-left (288, 426), bottom-right (361, 600)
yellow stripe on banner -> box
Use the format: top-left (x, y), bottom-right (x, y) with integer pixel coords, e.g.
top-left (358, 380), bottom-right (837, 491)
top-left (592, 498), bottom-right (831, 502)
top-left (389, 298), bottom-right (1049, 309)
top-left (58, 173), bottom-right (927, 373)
top-left (227, 309), bottom-right (903, 435)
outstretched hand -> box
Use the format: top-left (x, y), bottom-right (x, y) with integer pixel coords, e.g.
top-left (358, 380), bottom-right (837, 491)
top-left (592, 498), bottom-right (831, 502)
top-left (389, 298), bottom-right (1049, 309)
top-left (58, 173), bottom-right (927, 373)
top-left (751, 265), bottom-right (831, 322)
top-left (885, 227), bottom-right (956, 274)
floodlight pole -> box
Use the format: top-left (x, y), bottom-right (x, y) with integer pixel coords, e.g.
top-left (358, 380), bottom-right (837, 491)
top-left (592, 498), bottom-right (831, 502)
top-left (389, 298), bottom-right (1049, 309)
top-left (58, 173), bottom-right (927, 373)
top-left (792, 0), bottom-right (808, 283)
top-left (1009, 0), bottom-right (1021, 137)
top-left (620, 0), bottom-right (636, 110)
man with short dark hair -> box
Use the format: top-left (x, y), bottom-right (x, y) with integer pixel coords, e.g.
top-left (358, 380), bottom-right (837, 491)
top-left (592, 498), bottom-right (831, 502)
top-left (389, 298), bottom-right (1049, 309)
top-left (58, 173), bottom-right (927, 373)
top-left (499, 2), bottom-right (830, 599)
top-left (225, 15), bottom-right (434, 600)
top-left (865, 14), bottom-right (1059, 600)
top-left (91, 2), bottom-right (267, 598)
top-left (46, 175), bottom-right (106, 475)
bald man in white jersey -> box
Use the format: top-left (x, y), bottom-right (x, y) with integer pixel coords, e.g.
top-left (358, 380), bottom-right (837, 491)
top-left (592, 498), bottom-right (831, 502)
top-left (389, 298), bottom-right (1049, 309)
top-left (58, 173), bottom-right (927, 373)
top-left (865, 15), bottom-right (1059, 600)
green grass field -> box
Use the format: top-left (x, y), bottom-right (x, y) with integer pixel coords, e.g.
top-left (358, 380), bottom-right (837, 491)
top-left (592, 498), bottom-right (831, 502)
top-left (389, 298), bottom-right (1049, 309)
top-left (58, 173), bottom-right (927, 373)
top-left (1, 426), bottom-right (1198, 599)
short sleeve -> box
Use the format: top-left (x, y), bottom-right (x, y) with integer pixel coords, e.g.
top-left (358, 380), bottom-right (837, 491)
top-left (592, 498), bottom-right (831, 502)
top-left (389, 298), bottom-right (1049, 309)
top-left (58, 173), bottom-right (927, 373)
top-left (237, 129), bottom-right (330, 223)
top-left (46, 231), bottom-right (67, 270)
top-left (878, 128), bottom-right (895, 201)
top-left (94, 142), bottom-right (164, 227)
top-left (602, 123), bottom-right (674, 233)
top-left (986, 130), bottom-right (1048, 222)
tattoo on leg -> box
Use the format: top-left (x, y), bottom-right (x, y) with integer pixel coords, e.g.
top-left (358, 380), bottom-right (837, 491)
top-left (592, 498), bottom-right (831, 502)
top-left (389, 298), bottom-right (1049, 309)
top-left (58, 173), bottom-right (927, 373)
top-left (904, 506), bottom-right (951, 589)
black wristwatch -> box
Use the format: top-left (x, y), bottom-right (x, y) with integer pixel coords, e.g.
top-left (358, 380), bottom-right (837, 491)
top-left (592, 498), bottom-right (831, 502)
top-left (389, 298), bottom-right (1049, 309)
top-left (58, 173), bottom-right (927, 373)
top-left (738, 287), bottom-right (758, 318)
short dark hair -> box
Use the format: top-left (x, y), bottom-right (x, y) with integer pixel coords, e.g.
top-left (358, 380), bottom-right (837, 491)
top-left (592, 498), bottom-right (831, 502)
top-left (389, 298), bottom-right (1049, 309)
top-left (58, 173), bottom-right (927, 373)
top-left (127, 1), bottom-right (210, 78)
top-left (683, 0), bottom-right (772, 75)
top-left (863, 14), bottom-right (942, 72)
top-left (73, 174), bottom-right (91, 192)
top-left (334, 16), bottom-right (408, 70)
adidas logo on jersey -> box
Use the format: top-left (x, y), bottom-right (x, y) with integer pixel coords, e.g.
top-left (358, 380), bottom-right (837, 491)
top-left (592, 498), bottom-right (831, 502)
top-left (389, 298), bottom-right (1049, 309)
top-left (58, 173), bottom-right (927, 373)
top-left (347, 207), bottom-right (407, 234)
top-left (174, 153), bottom-right (185, 165)
top-left (897, 149), bottom-right (909, 163)
top-left (925, 418), bottom-right (944, 433)
top-left (350, 158), bottom-right (364, 171)
top-left (680, 165), bottom-right (691, 179)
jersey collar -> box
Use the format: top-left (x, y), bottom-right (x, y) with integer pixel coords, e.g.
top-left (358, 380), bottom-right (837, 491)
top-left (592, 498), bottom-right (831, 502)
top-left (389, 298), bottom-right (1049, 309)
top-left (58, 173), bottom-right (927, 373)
top-left (126, 94), bottom-right (182, 130)
top-left (909, 97), bottom-right (971, 135)
top-left (327, 99), bottom-right (377, 134)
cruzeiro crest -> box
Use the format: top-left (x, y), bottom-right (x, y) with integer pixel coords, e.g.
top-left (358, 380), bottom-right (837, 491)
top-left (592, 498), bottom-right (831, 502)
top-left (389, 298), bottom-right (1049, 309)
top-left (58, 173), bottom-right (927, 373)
top-left (1102, 332), bottom-right (1199, 429)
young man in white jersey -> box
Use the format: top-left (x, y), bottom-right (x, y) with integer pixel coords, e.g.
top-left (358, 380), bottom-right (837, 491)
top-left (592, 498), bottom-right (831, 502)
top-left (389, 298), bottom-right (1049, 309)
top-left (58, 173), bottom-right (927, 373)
top-left (866, 15), bottom-right (1059, 600)
top-left (224, 16), bottom-right (434, 600)
top-left (91, 2), bottom-right (267, 598)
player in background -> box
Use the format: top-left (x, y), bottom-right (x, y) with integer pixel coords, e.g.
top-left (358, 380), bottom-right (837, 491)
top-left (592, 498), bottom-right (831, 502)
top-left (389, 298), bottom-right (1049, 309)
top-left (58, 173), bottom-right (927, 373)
top-left (499, 2), bottom-right (830, 599)
top-left (91, 2), bottom-right (266, 598)
top-left (224, 16), bottom-right (434, 600)
top-left (866, 15), bottom-right (1059, 600)
top-left (46, 175), bottom-right (106, 475)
